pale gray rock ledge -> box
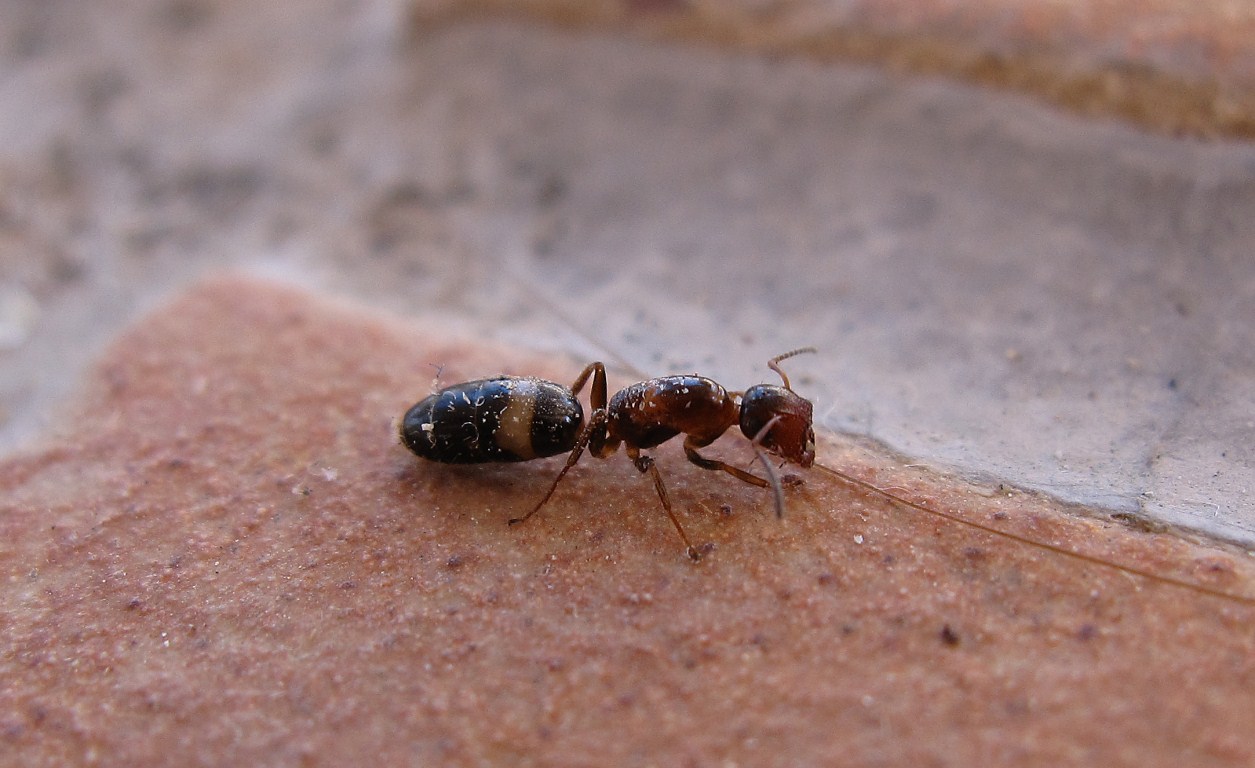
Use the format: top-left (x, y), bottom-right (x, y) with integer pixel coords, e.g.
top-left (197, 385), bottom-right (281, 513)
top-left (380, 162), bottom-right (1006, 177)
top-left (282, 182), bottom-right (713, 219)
top-left (1, 5), bottom-right (1251, 544)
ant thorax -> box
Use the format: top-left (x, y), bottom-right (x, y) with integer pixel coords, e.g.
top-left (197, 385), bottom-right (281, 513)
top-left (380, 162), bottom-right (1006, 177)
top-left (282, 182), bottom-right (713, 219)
top-left (606, 375), bottom-right (740, 450)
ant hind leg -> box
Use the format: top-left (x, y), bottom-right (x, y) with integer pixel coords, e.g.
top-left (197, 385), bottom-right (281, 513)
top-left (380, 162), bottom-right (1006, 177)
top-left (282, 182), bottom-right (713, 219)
top-left (509, 409), bottom-right (607, 526)
top-left (567, 362), bottom-right (606, 400)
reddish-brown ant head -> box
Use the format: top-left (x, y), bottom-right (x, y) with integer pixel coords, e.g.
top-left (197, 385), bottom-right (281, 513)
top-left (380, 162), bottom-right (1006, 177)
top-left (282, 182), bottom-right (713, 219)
top-left (739, 385), bottom-right (816, 468)
top-left (738, 347), bottom-right (817, 468)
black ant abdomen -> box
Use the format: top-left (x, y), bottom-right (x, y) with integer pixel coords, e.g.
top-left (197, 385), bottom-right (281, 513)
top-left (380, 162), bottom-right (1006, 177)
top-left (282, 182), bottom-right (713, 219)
top-left (400, 376), bottom-right (585, 463)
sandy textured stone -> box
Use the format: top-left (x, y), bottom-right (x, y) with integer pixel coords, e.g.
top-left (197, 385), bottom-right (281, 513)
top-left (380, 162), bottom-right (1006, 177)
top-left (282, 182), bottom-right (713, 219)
top-left (2, 276), bottom-right (1253, 765)
top-left (414, 0), bottom-right (1255, 137)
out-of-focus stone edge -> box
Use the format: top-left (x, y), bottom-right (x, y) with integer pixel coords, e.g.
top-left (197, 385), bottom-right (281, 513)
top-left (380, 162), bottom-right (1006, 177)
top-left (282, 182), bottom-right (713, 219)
top-left (410, 0), bottom-right (1255, 140)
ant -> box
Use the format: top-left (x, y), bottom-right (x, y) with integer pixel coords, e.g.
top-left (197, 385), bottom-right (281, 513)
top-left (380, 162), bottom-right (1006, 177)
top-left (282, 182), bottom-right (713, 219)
top-left (400, 349), bottom-right (817, 560)
top-left (400, 350), bottom-right (1255, 605)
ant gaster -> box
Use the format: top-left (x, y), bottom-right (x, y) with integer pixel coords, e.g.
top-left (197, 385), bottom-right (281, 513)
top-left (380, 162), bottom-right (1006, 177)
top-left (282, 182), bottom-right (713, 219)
top-left (400, 349), bottom-right (816, 560)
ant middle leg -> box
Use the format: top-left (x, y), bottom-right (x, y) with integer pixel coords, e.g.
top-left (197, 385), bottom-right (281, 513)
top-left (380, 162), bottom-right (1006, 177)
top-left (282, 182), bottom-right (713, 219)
top-left (626, 445), bottom-right (701, 561)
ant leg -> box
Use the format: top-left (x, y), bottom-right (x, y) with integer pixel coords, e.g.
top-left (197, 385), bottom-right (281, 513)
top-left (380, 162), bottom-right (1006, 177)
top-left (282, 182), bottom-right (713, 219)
top-left (583, 362), bottom-right (614, 459)
top-left (568, 362), bottom-right (606, 399)
top-left (683, 420), bottom-right (787, 519)
top-left (510, 364), bottom-right (611, 526)
top-left (509, 409), bottom-right (607, 526)
top-left (626, 446), bottom-right (701, 561)
top-left (683, 439), bottom-right (770, 488)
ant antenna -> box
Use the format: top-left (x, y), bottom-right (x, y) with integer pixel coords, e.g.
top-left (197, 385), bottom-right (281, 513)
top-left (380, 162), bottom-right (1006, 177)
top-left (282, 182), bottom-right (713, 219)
top-left (748, 415), bottom-right (786, 518)
top-left (812, 461), bottom-right (1255, 605)
top-left (767, 347), bottom-right (817, 391)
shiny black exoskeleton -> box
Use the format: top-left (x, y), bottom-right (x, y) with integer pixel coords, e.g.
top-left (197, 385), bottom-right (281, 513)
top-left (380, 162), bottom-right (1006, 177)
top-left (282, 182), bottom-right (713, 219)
top-left (400, 349), bottom-right (816, 560)
top-left (400, 377), bottom-right (585, 463)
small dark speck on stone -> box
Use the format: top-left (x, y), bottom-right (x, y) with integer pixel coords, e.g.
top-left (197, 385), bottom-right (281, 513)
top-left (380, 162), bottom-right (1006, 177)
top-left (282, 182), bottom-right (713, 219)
top-left (536, 175), bottom-right (567, 207)
top-left (385, 180), bottom-right (428, 206)
top-left (446, 554), bottom-right (465, 568)
top-left (160, 0), bottom-right (214, 33)
top-left (625, 0), bottom-right (690, 12)
top-left (940, 624), bottom-right (961, 646)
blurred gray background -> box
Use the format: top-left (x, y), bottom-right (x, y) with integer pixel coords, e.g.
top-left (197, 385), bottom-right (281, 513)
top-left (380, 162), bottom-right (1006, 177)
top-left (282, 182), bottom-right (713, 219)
top-left (1, 1), bottom-right (1252, 543)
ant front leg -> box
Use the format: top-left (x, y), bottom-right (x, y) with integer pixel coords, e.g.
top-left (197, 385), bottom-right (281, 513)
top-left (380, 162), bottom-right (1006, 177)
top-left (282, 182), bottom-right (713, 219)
top-left (626, 445), bottom-right (702, 561)
top-left (682, 438), bottom-right (770, 489)
top-left (683, 431), bottom-right (786, 520)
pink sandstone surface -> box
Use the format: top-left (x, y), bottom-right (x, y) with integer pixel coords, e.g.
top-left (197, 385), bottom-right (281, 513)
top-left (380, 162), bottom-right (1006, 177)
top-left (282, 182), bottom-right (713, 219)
top-left (2, 276), bottom-right (1253, 765)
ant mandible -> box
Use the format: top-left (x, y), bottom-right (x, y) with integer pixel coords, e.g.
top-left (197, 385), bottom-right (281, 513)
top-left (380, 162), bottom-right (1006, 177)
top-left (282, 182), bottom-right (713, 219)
top-left (400, 349), bottom-right (816, 560)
